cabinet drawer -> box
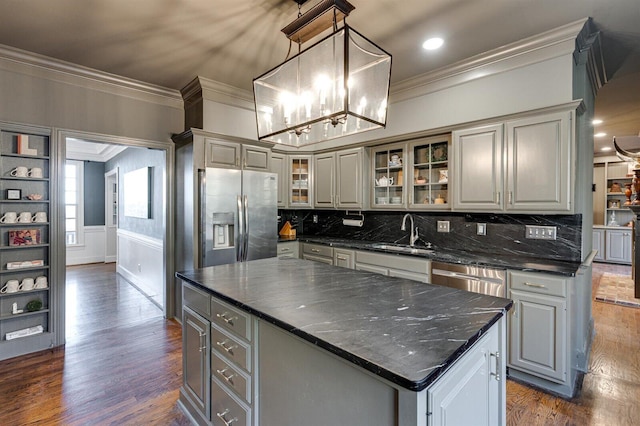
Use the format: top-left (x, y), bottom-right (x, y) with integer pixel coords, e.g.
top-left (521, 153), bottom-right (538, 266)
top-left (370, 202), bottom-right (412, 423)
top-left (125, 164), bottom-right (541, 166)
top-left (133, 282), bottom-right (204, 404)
top-left (212, 377), bottom-right (251, 426)
top-left (212, 324), bottom-right (251, 373)
top-left (212, 297), bottom-right (251, 341)
top-left (302, 243), bottom-right (333, 258)
top-left (183, 282), bottom-right (211, 318)
top-left (509, 271), bottom-right (566, 297)
top-left (212, 351), bottom-right (251, 404)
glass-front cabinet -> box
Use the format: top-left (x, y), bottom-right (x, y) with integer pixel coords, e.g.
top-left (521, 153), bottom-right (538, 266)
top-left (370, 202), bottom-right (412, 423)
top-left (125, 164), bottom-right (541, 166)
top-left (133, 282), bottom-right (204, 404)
top-left (289, 155), bottom-right (312, 208)
top-left (371, 143), bottom-right (406, 208)
top-left (409, 135), bottom-right (451, 209)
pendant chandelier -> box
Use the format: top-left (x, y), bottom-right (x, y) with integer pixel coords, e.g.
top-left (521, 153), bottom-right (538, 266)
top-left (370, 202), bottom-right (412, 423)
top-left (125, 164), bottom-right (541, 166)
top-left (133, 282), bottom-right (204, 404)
top-left (253, 0), bottom-right (392, 147)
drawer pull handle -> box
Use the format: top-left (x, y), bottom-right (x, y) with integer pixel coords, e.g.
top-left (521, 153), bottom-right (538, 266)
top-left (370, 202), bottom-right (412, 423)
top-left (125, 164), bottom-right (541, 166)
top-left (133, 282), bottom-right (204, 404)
top-left (280, 248), bottom-right (291, 252)
top-left (216, 368), bottom-right (236, 385)
top-left (198, 331), bottom-right (206, 352)
top-left (311, 248), bottom-right (320, 253)
top-left (337, 256), bottom-right (347, 260)
top-left (216, 340), bottom-right (237, 355)
top-left (490, 351), bottom-right (501, 381)
top-left (216, 409), bottom-right (238, 426)
top-left (524, 282), bottom-right (546, 289)
top-left (217, 312), bottom-right (237, 326)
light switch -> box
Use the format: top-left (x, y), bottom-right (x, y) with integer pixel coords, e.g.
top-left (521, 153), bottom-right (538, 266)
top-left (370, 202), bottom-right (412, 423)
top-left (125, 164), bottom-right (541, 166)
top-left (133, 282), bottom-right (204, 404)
top-left (477, 223), bottom-right (486, 236)
top-left (437, 221), bottom-right (450, 233)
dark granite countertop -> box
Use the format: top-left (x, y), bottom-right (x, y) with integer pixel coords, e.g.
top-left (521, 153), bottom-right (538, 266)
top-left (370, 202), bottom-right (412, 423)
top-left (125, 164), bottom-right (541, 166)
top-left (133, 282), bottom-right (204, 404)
top-left (287, 235), bottom-right (582, 276)
top-left (177, 257), bottom-right (512, 392)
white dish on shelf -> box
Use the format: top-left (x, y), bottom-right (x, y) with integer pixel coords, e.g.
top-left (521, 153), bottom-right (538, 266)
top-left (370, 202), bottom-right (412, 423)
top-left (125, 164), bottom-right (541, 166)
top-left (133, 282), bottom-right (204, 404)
top-left (376, 197), bottom-right (389, 204)
top-left (390, 197), bottom-right (402, 204)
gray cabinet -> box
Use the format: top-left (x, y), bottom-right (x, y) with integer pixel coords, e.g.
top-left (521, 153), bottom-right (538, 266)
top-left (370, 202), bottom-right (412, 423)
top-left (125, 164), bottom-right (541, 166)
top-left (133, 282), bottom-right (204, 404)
top-left (408, 136), bottom-right (451, 209)
top-left (508, 271), bottom-right (568, 384)
top-left (277, 241), bottom-right (299, 259)
top-left (301, 243), bottom-right (333, 265)
top-left (453, 111), bottom-right (572, 212)
top-left (289, 156), bottom-right (312, 208)
top-left (605, 228), bottom-right (632, 264)
top-left (333, 248), bottom-right (355, 269)
top-left (0, 125), bottom-right (55, 361)
top-left (183, 306), bottom-right (211, 421)
top-left (313, 153), bottom-right (335, 208)
top-left (592, 228), bottom-right (604, 262)
top-left (428, 319), bottom-right (504, 426)
top-left (270, 153), bottom-right (287, 208)
top-left (354, 250), bottom-right (430, 283)
top-left (371, 142), bottom-right (407, 209)
top-left (205, 138), bottom-right (270, 171)
top-left (313, 147), bottom-right (366, 209)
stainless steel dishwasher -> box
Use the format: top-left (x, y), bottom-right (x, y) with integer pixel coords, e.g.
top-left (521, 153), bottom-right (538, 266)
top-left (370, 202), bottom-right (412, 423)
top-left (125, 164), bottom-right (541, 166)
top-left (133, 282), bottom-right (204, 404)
top-left (430, 261), bottom-right (506, 298)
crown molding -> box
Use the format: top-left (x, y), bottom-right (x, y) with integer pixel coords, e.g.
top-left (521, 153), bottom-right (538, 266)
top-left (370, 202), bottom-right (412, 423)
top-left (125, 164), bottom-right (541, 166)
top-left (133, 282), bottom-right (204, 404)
top-left (0, 43), bottom-right (183, 109)
top-left (390, 18), bottom-right (589, 103)
top-left (181, 75), bottom-right (255, 111)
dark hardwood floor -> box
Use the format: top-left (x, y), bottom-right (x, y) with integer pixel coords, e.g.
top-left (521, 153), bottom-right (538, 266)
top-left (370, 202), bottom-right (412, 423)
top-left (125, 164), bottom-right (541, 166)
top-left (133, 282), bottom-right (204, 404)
top-left (0, 262), bottom-right (638, 425)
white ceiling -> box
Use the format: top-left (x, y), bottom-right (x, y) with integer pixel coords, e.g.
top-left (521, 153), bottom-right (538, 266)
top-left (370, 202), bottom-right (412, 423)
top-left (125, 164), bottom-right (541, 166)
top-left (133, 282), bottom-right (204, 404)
top-left (0, 0), bottom-right (639, 154)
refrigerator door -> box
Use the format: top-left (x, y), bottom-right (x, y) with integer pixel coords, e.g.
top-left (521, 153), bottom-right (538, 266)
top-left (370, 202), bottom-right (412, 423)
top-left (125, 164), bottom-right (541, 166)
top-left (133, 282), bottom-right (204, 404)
top-left (202, 168), bottom-right (242, 267)
top-left (242, 170), bottom-right (277, 261)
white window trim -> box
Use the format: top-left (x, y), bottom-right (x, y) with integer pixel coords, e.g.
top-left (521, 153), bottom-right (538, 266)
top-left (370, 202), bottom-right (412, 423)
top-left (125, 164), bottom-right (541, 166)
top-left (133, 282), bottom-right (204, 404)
top-left (66, 160), bottom-right (85, 247)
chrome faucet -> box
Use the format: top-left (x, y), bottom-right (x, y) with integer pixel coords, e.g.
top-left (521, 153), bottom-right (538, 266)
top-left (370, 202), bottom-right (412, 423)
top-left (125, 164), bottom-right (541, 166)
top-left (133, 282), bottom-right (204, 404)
top-left (401, 213), bottom-right (419, 246)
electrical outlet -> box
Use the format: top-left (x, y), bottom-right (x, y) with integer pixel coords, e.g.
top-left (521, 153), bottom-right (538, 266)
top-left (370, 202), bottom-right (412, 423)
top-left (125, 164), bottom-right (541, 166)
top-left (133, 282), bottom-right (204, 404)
top-left (437, 220), bottom-right (450, 233)
top-left (313, 215), bottom-right (318, 223)
top-left (477, 223), bottom-right (486, 236)
top-left (525, 225), bottom-right (557, 240)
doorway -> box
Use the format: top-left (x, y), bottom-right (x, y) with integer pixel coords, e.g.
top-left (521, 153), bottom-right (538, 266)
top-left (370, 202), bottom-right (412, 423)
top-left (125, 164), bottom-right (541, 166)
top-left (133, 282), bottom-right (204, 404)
top-left (55, 130), bottom-right (175, 347)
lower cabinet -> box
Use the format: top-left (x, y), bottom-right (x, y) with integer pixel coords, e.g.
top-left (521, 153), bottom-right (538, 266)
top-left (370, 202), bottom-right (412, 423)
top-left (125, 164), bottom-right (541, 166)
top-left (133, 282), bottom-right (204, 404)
top-left (182, 306), bottom-right (211, 422)
top-left (508, 271), bottom-right (568, 386)
top-left (333, 248), bottom-right (355, 269)
top-left (277, 241), bottom-right (299, 259)
top-left (355, 250), bottom-right (430, 283)
top-left (592, 228), bottom-right (604, 261)
top-left (605, 228), bottom-right (632, 264)
top-left (301, 243), bottom-right (334, 265)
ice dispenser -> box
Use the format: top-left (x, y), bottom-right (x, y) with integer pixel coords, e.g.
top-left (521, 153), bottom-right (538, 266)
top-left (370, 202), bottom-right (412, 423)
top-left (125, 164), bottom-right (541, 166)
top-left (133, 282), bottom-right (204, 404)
top-left (212, 212), bottom-right (234, 249)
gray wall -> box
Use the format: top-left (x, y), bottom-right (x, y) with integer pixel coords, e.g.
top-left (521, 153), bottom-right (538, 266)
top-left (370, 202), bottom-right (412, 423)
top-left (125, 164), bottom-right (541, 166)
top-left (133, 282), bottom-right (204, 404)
top-left (83, 161), bottom-right (106, 226)
top-left (106, 147), bottom-right (165, 239)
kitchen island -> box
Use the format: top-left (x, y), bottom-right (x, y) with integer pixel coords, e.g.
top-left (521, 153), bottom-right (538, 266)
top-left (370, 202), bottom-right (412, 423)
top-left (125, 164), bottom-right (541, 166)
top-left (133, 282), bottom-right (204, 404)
top-left (177, 257), bottom-right (512, 426)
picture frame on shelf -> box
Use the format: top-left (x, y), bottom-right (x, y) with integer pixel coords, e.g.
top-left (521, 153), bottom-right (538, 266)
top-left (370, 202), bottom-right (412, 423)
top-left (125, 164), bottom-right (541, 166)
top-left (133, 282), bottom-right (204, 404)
top-left (6, 189), bottom-right (21, 200)
top-left (9, 229), bottom-right (41, 246)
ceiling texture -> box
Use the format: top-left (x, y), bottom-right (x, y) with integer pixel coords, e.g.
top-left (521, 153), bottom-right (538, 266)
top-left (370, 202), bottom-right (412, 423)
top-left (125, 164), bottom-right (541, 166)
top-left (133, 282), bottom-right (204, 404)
top-left (0, 0), bottom-right (638, 153)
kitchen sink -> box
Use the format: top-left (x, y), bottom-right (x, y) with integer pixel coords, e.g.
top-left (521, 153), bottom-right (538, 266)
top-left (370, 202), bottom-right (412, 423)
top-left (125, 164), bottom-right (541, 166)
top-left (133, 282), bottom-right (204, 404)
top-left (369, 244), bottom-right (434, 255)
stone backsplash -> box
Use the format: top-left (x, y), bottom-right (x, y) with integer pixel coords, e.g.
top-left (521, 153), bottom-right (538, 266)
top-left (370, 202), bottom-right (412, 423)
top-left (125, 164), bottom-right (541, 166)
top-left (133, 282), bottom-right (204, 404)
top-left (278, 209), bottom-right (582, 263)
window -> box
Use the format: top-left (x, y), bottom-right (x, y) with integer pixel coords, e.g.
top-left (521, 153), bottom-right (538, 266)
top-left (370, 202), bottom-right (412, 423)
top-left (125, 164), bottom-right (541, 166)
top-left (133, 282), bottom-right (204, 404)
top-left (65, 160), bottom-right (84, 246)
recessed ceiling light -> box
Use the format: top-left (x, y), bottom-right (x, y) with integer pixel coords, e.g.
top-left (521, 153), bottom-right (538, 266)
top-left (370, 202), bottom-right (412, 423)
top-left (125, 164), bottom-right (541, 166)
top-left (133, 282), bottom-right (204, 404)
top-left (422, 37), bottom-right (444, 50)
top-left (601, 146), bottom-right (612, 152)
top-left (592, 119), bottom-right (603, 125)
top-left (594, 132), bottom-right (607, 138)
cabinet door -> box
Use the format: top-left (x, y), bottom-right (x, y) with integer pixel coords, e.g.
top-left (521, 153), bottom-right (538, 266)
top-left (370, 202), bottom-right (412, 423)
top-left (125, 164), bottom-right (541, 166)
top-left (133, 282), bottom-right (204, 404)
top-left (183, 307), bottom-right (211, 419)
top-left (508, 290), bottom-right (566, 383)
top-left (270, 153), bottom-right (287, 208)
top-left (333, 249), bottom-right (355, 269)
top-left (428, 319), bottom-right (504, 426)
top-left (337, 148), bottom-right (364, 209)
top-left (277, 241), bottom-right (299, 259)
top-left (505, 112), bottom-right (571, 211)
top-left (355, 263), bottom-right (389, 275)
top-left (592, 229), bottom-right (604, 261)
top-left (242, 145), bottom-right (270, 171)
top-left (371, 143), bottom-right (406, 208)
top-left (302, 254), bottom-right (333, 265)
top-left (205, 138), bottom-right (240, 169)
top-left (452, 124), bottom-right (503, 211)
top-left (606, 229), bottom-right (632, 264)
top-left (290, 156), bottom-right (312, 207)
top-left (314, 153), bottom-right (335, 208)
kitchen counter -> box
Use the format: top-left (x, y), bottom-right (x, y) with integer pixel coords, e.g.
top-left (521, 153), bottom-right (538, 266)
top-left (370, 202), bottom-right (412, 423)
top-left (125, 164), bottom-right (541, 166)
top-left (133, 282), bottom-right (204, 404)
top-left (288, 235), bottom-right (582, 276)
top-left (177, 257), bottom-right (512, 391)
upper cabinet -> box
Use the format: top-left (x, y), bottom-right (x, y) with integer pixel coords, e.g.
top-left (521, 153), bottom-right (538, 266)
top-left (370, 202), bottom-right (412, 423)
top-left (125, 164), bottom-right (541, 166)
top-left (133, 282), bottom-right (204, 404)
top-left (204, 138), bottom-right (270, 171)
top-left (452, 111), bottom-right (572, 213)
top-left (408, 135), bottom-right (451, 209)
top-left (371, 143), bottom-right (407, 209)
top-left (270, 153), bottom-right (287, 208)
top-left (313, 147), bottom-right (367, 210)
top-left (289, 156), bottom-right (313, 208)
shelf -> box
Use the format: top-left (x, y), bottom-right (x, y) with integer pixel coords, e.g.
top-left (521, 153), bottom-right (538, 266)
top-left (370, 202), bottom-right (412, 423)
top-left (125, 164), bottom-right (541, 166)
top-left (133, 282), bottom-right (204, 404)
top-left (606, 208), bottom-right (633, 211)
top-left (0, 153), bottom-right (49, 160)
top-left (0, 309), bottom-right (49, 321)
top-left (1, 200), bottom-right (49, 204)
top-left (0, 176), bottom-right (49, 182)
top-left (1, 265), bottom-right (49, 274)
top-left (0, 222), bottom-right (49, 227)
top-left (0, 244), bottom-right (49, 250)
top-left (607, 192), bottom-right (626, 195)
top-left (0, 288), bottom-right (48, 298)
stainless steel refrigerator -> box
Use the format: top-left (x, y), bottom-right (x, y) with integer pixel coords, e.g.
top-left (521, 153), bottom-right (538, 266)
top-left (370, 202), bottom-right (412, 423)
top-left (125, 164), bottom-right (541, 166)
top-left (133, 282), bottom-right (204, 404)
top-left (199, 168), bottom-right (277, 267)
